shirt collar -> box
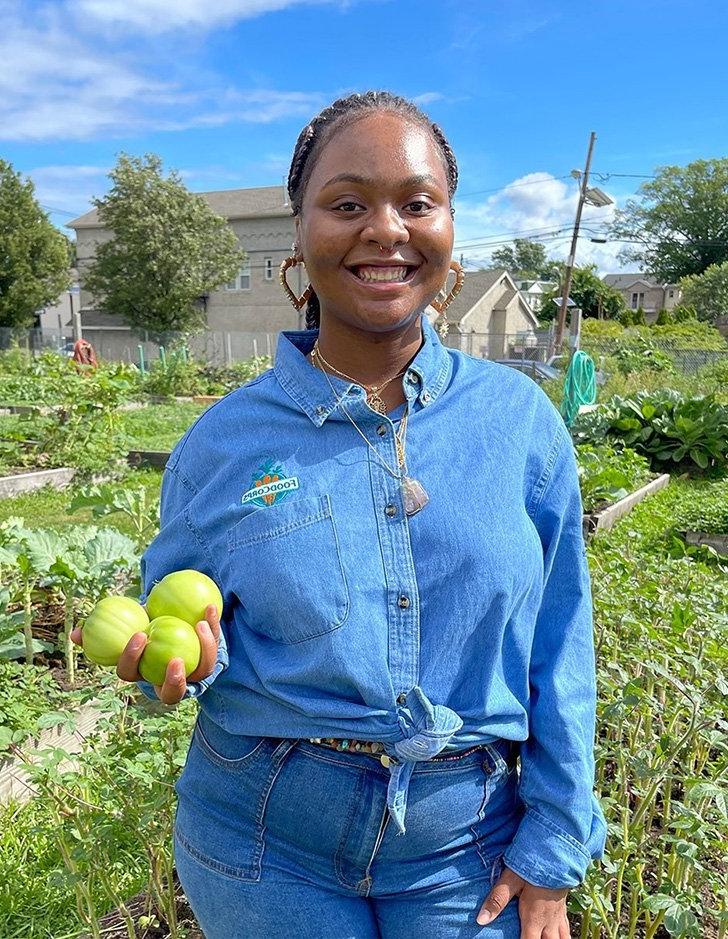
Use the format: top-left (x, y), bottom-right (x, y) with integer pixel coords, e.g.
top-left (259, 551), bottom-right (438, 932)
top-left (274, 312), bottom-right (452, 427)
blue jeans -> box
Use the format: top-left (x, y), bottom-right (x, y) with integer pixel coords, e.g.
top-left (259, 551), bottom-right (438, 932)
top-left (173, 710), bottom-right (524, 938)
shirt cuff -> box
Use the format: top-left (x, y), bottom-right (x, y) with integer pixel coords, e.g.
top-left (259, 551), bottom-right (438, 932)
top-left (503, 798), bottom-right (607, 889)
top-left (135, 652), bottom-right (229, 702)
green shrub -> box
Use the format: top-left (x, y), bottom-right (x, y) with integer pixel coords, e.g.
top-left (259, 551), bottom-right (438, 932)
top-left (655, 308), bottom-right (672, 325)
top-left (142, 352), bottom-right (271, 398)
top-left (582, 319), bottom-right (625, 338)
top-left (571, 390), bottom-right (728, 476)
top-left (0, 350), bottom-right (140, 406)
top-left (576, 442), bottom-right (652, 512)
top-left (671, 303), bottom-right (698, 322)
top-left (612, 339), bottom-right (675, 375)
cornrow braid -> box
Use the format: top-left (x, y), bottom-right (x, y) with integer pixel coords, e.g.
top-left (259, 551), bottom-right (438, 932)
top-left (286, 91), bottom-right (459, 329)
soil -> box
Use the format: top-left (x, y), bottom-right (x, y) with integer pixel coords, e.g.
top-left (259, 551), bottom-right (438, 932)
top-left (88, 872), bottom-right (203, 939)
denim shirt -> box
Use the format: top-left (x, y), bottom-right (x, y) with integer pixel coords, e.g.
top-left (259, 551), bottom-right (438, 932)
top-left (138, 312), bottom-right (607, 889)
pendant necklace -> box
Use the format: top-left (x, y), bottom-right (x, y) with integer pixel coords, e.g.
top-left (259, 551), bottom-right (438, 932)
top-left (311, 340), bottom-right (406, 415)
top-left (310, 347), bottom-right (429, 516)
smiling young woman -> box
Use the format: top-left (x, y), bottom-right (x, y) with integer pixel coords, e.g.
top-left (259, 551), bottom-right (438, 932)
top-left (89, 90), bottom-right (607, 939)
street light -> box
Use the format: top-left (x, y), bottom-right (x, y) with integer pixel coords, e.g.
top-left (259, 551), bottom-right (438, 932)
top-left (584, 187), bottom-right (613, 208)
top-left (553, 134), bottom-right (615, 355)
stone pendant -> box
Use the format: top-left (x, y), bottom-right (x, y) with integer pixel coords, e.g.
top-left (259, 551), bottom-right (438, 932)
top-left (402, 476), bottom-right (429, 516)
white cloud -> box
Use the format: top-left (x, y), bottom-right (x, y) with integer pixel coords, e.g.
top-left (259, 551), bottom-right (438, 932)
top-left (412, 92), bottom-right (445, 107)
top-left (72, 0), bottom-right (333, 32)
top-left (0, 0), bottom-right (331, 141)
top-left (453, 172), bottom-right (627, 275)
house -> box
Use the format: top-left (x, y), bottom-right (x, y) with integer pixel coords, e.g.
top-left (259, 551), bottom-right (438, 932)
top-left (37, 267), bottom-right (79, 340)
top-left (514, 279), bottom-right (557, 314)
top-left (431, 269), bottom-right (543, 359)
top-left (68, 187), bottom-right (540, 363)
top-left (68, 185), bottom-right (300, 360)
top-left (602, 273), bottom-right (682, 319)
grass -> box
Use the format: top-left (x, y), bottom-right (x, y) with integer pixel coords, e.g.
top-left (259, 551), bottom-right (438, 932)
top-left (118, 403), bottom-right (208, 452)
top-left (0, 468), bottom-right (163, 538)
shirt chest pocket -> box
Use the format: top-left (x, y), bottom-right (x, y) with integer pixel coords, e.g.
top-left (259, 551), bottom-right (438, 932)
top-left (226, 494), bottom-right (350, 644)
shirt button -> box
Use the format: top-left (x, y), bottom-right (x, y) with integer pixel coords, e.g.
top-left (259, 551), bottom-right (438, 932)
top-left (396, 692), bottom-right (407, 705)
top-left (406, 372), bottom-right (419, 385)
top-left (421, 390), bottom-right (432, 404)
top-left (397, 595), bottom-right (410, 609)
top-left (376, 424), bottom-right (388, 436)
top-left (385, 504), bottom-right (397, 517)
top-left (315, 405), bottom-right (326, 416)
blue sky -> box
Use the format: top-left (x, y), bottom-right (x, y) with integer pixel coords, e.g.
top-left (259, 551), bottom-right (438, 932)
top-left (1, 0), bottom-right (726, 272)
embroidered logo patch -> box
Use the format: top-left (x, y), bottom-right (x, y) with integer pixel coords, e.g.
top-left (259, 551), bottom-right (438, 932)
top-left (242, 458), bottom-right (299, 507)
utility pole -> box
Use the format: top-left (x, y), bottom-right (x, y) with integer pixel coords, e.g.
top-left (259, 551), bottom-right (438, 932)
top-left (554, 131), bottom-right (597, 355)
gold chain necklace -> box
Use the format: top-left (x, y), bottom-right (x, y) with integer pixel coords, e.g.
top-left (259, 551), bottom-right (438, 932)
top-left (311, 354), bottom-right (430, 517)
top-left (311, 340), bottom-right (407, 416)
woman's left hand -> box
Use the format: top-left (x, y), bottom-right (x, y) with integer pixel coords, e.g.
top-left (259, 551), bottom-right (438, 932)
top-left (476, 864), bottom-right (571, 937)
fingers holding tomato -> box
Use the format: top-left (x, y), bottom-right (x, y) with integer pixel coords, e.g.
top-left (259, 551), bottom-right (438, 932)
top-left (74, 571), bottom-right (224, 705)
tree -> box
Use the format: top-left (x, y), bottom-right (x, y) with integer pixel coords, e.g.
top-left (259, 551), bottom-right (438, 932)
top-left (537, 264), bottom-right (626, 323)
top-left (680, 261), bottom-right (728, 322)
top-left (610, 158), bottom-right (728, 281)
top-left (84, 153), bottom-right (244, 339)
top-left (0, 160), bottom-right (71, 329)
top-left (489, 239), bottom-right (554, 279)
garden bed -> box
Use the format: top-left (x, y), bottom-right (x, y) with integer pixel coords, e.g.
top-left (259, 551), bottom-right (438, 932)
top-left (127, 449), bottom-right (171, 469)
top-left (146, 394), bottom-right (222, 405)
top-left (684, 530), bottom-right (728, 555)
top-left (0, 466), bottom-right (76, 498)
top-left (0, 698), bottom-right (109, 805)
top-left (582, 473), bottom-right (670, 538)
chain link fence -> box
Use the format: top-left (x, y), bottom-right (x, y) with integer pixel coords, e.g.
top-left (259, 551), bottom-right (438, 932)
top-left (2, 326), bottom-right (726, 375)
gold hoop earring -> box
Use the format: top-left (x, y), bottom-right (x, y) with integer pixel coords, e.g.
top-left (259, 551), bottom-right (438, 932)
top-left (430, 260), bottom-right (465, 315)
top-left (279, 255), bottom-right (313, 311)
top-left (431, 260), bottom-right (465, 339)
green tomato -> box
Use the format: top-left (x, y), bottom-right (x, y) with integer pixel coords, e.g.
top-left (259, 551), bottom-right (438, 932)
top-left (138, 615), bottom-right (201, 687)
top-left (82, 596), bottom-right (149, 667)
top-left (146, 569), bottom-right (223, 627)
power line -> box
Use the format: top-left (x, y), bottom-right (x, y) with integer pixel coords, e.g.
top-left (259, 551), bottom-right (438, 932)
top-left (40, 204), bottom-right (83, 217)
top-left (456, 174), bottom-right (573, 199)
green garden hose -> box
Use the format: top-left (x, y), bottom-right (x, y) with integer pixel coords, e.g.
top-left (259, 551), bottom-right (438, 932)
top-left (560, 350), bottom-right (597, 427)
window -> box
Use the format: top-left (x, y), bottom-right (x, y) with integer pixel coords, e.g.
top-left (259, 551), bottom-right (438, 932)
top-left (239, 258), bottom-right (251, 290)
top-left (631, 291), bottom-right (645, 309)
top-left (225, 259), bottom-right (252, 291)
top-left (668, 289), bottom-right (674, 298)
top-left (264, 257), bottom-right (273, 281)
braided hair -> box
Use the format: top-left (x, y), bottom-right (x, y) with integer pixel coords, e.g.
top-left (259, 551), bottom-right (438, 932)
top-left (286, 91), bottom-right (459, 329)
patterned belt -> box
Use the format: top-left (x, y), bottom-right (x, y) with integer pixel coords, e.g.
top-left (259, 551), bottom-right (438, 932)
top-left (306, 736), bottom-right (509, 769)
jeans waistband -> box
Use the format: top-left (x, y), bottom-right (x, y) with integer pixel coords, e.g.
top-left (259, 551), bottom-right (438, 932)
top-left (300, 735), bottom-right (518, 770)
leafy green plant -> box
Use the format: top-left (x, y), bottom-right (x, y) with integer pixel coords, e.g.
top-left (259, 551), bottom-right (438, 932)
top-left (0, 658), bottom-right (94, 752)
top-left (143, 351), bottom-right (206, 397)
top-left (2, 689), bottom-right (197, 939)
top-left (0, 519), bottom-right (139, 680)
top-left (0, 349), bottom-right (139, 407)
top-left (582, 476), bottom-right (728, 937)
top-left (141, 351), bottom-right (271, 398)
top-left (69, 481), bottom-right (160, 551)
top-left (612, 339), bottom-right (676, 375)
top-left (572, 391), bottom-right (728, 475)
top-left (576, 443), bottom-right (653, 513)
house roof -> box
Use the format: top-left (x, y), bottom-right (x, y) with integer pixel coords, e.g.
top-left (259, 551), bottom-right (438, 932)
top-left (435, 268), bottom-right (540, 331)
top-left (603, 273), bottom-right (660, 289)
top-left (443, 269), bottom-right (506, 323)
top-left (67, 184), bottom-right (293, 229)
